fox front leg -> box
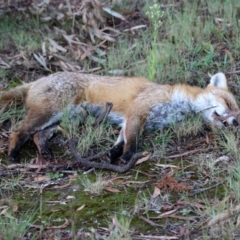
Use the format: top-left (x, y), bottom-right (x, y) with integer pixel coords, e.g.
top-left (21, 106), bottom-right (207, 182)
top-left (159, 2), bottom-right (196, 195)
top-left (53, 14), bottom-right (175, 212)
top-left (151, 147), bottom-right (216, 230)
top-left (109, 117), bottom-right (141, 163)
top-left (108, 128), bottom-right (124, 163)
top-left (120, 117), bottom-right (141, 163)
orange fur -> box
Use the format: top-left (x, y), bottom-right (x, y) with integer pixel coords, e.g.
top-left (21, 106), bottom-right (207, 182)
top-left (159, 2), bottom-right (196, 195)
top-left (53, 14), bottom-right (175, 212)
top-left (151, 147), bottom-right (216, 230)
top-left (0, 72), bottom-right (239, 163)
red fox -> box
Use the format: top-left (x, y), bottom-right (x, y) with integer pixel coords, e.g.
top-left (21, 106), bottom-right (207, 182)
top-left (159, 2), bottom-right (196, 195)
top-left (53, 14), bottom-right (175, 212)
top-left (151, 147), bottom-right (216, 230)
top-left (0, 72), bottom-right (239, 163)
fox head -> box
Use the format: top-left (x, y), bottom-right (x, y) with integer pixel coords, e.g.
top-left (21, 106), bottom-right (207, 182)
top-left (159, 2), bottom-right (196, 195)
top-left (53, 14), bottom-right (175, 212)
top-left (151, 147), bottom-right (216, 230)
top-left (198, 72), bottom-right (239, 128)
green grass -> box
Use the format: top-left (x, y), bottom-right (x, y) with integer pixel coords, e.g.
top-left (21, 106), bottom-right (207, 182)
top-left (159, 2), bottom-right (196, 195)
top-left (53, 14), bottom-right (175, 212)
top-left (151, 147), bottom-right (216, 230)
top-left (0, 15), bottom-right (42, 52)
top-left (0, 207), bottom-right (38, 240)
top-left (171, 114), bottom-right (204, 141)
top-left (104, 0), bottom-right (240, 87)
top-left (78, 174), bottom-right (110, 195)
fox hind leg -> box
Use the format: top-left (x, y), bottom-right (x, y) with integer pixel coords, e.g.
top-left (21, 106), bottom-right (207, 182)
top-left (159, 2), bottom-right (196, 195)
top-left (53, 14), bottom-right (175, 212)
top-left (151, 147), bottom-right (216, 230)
top-left (8, 130), bottom-right (30, 163)
top-left (109, 141), bottom-right (124, 163)
top-left (109, 128), bottom-right (125, 163)
top-left (109, 117), bottom-right (140, 163)
top-left (33, 125), bottom-right (58, 159)
top-left (8, 110), bottom-right (60, 163)
top-left (120, 117), bottom-right (140, 163)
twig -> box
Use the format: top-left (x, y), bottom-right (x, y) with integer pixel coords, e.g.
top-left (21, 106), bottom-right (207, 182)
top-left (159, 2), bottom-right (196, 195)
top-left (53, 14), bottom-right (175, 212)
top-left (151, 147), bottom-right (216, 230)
top-left (190, 207), bottom-right (240, 236)
top-left (92, 102), bottom-right (113, 127)
top-left (227, 70), bottom-right (240, 74)
top-left (168, 148), bottom-right (207, 159)
top-left (69, 139), bottom-right (149, 173)
top-left (0, 169), bottom-right (22, 176)
top-left (190, 181), bottom-right (225, 196)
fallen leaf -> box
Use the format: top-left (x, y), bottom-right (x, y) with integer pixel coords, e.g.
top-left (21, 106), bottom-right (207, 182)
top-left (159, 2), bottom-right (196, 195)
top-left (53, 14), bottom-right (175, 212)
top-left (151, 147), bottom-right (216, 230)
top-left (168, 215), bottom-right (195, 221)
top-left (68, 174), bottom-right (77, 179)
top-left (207, 204), bottom-right (240, 227)
top-left (46, 218), bottom-right (69, 229)
top-left (34, 176), bottom-right (51, 183)
top-left (0, 207), bottom-right (16, 219)
top-left (103, 7), bottom-right (126, 20)
top-left (152, 186), bottom-right (160, 199)
top-left (33, 53), bottom-right (50, 71)
top-left (104, 187), bottom-right (121, 193)
top-left (77, 204), bottom-right (85, 211)
top-left (151, 208), bottom-right (179, 219)
top-left (48, 38), bottom-right (67, 52)
top-left (135, 153), bottom-right (151, 165)
top-left (155, 164), bottom-right (179, 169)
top-left (140, 215), bottom-right (162, 227)
top-left (50, 182), bottom-right (71, 189)
top-left (66, 196), bottom-right (75, 200)
top-left (133, 236), bottom-right (178, 240)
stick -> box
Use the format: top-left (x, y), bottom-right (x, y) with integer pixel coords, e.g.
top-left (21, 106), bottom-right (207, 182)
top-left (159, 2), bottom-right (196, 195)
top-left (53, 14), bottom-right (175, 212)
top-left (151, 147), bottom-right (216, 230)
top-left (69, 139), bottom-right (148, 173)
top-left (92, 102), bottom-right (113, 127)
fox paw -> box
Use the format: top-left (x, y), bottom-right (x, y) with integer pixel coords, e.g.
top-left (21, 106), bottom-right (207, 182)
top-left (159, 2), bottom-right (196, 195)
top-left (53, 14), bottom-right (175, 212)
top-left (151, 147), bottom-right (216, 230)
top-left (40, 148), bottom-right (54, 159)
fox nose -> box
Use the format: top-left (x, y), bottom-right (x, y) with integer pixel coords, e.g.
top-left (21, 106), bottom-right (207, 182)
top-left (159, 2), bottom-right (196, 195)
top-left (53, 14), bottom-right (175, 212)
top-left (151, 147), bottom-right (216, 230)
top-left (232, 119), bottom-right (239, 127)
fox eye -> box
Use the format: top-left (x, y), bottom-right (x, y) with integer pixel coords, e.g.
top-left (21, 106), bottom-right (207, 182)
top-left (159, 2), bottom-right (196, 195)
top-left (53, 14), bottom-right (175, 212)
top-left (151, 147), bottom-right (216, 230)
top-left (226, 102), bottom-right (231, 110)
top-left (224, 100), bottom-right (232, 110)
top-left (214, 111), bottom-right (220, 117)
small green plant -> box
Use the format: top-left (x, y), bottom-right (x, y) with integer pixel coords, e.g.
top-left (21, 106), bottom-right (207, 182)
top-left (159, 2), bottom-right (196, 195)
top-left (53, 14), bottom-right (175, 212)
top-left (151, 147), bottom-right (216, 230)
top-left (76, 117), bottom-right (113, 157)
top-left (60, 102), bottom-right (113, 156)
top-left (60, 102), bottom-right (87, 138)
top-left (88, 211), bottom-right (132, 240)
top-left (0, 207), bottom-right (37, 240)
top-left (150, 128), bottom-right (173, 158)
top-left (219, 129), bottom-right (239, 160)
top-left (0, 15), bottom-right (42, 51)
top-left (78, 174), bottom-right (110, 195)
top-left (0, 105), bottom-right (26, 130)
top-left (45, 172), bottom-right (63, 180)
top-left (104, 213), bottom-right (132, 240)
top-left (134, 191), bottom-right (169, 216)
top-left (180, 208), bottom-right (191, 216)
top-left (227, 163), bottom-right (240, 199)
top-left (171, 114), bottom-right (203, 141)
top-left (0, 174), bottom-right (24, 196)
top-left (145, 4), bottom-right (164, 81)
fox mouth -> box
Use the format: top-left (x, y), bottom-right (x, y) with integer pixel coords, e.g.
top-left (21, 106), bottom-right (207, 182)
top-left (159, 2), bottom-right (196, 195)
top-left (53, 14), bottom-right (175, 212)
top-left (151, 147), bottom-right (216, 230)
top-left (213, 111), bottom-right (239, 127)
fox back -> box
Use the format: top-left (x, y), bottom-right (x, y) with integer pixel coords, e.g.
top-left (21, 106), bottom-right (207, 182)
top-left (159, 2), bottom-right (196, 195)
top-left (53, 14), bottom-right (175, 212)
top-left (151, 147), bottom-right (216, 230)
top-left (1, 72), bottom-right (238, 163)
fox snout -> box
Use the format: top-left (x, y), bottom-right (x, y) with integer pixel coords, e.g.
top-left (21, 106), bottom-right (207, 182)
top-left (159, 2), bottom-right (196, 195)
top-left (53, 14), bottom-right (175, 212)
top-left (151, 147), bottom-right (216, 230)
top-left (213, 111), bottom-right (239, 127)
top-left (224, 115), bottom-right (239, 127)
top-left (232, 119), bottom-right (239, 126)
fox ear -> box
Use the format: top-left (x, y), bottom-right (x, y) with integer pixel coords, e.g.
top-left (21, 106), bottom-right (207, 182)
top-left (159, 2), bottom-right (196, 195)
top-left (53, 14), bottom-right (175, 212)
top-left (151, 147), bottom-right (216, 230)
top-left (208, 72), bottom-right (228, 89)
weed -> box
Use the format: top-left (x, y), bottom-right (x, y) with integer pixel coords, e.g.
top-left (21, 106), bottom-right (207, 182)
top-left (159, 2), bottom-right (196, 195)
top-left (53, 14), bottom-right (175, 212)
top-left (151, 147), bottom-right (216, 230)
top-left (0, 174), bottom-right (24, 196)
top-left (45, 172), bottom-right (63, 180)
top-left (134, 191), bottom-right (170, 216)
top-left (180, 208), bottom-right (191, 216)
top-left (0, 15), bottom-right (42, 51)
top-left (145, 4), bottom-right (164, 81)
top-left (78, 174), bottom-right (110, 195)
top-left (88, 211), bottom-right (132, 240)
top-left (227, 163), bottom-right (240, 199)
top-left (103, 213), bottom-right (132, 240)
top-left (149, 128), bottom-right (173, 159)
top-left (219, 129), bottom-right (239, 160)
top-left (0, 105), bottom-right (25, 130)
top-left (0, 207), bottom-right (37, 240)
top-left (171, 114), bottom-right (203, 141)
top-left (76, 117), bottom-right (113, 157)
top-left (60, 103), bottom-right (114, 156)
